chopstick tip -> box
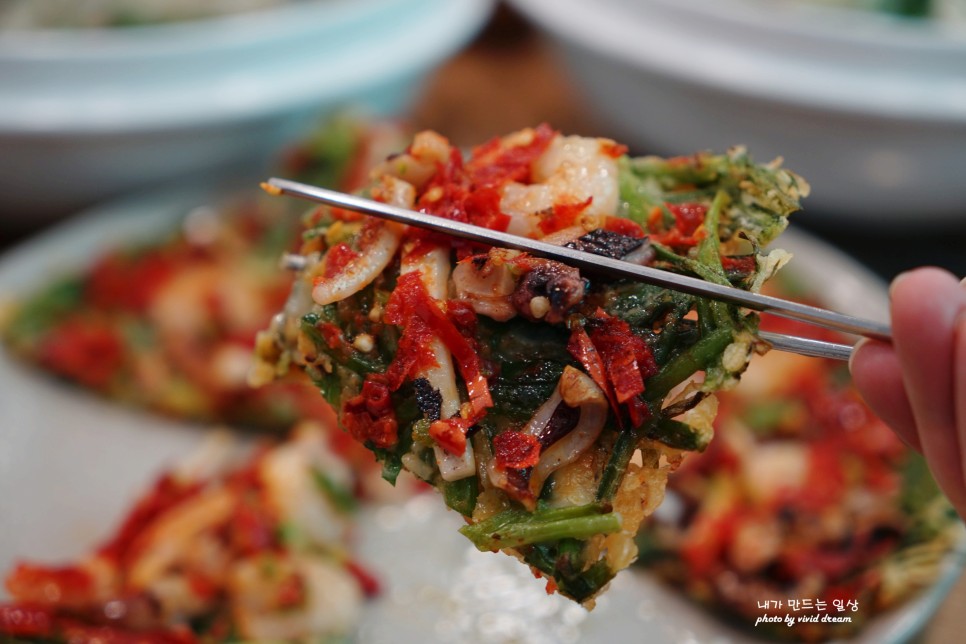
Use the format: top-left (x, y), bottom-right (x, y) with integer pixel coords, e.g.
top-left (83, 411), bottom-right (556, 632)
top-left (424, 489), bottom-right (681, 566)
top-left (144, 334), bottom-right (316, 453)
top-left (260, 180), bottom-right (283, 197)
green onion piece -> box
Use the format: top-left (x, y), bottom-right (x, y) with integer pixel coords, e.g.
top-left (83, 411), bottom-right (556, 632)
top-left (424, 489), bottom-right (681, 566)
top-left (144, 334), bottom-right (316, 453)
top-left (742, 398), bottom-right (804, 436)
top-left (411, 418), bottom-right (433, 447)
top-left (696, 190), bottom-right (736, 331)
top-left (443, 476), bottom-right (479, 517)
top-left (460, 504), bottom-right (621, 551)
top-left (524, 539), bottom-right (614, 603)
top-left (597, 430), bottom-right (637, 502)
top-left (4, 277), bottom-right (84, 343)
top-left (644, 327), bottom-right (734, 403)
top-left (645, 417), bottom-right (709, 452)
top-left (378, 452), bottom-right (403, 485)
top-left (311, 467), bottom-right (358, 514)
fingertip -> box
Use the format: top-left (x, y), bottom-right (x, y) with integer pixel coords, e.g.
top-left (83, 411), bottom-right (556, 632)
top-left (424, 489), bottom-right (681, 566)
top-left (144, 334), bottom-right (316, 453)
top-left (849, 336), bottom-right (885, 374)
top-left (890, 266), bottom-right (963, 304)
top-left (889, 270), bottom-right (913, 298)
top-left (887, 266), bottom-right (965, 434)
top-left (847, 336), bottom-right (869, 375)
top-left (880, 267), bottom-right (966, 513)
top-left (849, 338), bottom-right (922, 453)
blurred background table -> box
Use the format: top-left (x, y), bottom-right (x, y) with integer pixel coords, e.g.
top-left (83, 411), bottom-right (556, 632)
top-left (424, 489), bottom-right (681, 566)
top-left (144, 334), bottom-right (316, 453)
top-left (1, 3), bottom-right (964, 640)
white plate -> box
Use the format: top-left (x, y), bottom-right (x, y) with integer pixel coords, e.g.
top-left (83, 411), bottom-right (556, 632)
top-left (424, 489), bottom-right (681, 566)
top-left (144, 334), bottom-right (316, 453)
top-left (0, 190), bottom-right (960, 643)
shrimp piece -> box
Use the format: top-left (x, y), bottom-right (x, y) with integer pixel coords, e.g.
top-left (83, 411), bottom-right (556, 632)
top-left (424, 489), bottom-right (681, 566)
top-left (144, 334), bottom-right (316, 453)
top-left (500, 134), bottom-right (623, 238)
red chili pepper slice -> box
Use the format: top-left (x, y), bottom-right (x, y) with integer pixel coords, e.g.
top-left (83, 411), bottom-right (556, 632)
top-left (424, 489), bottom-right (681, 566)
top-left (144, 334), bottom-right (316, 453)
top-left (466, 123), bottom-right (556, 189)
top-left (385, 272), bottom-right (492, 415)
top-left (567, 325), bottom-right (622, 422)
top-left (97, 472), bottom-right (204, 564)
top-left (429, 418), bottom-right (475, 456)
top-left (38, 318), bottom-right (124, 390)
top-left (321, 242), bottom-right (360, 279)
top-left (493, 431), bottom-right (542, 470)
top-left (648, 202), bottom-right (709, 251)
top-left (0, 603), bottom-right (54, 637)
top-left (538, 197), bottom-right (593, 235)
top-left (344, 559), bottom-right (381, 598)
top-left (587, 311), bottom-right (658, 404)
top-left (342, 375), bottom-right (399, 449)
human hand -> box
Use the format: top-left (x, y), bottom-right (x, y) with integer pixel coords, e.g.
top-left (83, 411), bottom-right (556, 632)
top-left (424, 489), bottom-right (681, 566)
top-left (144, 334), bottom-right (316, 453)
top-left (850, 267), bottom-right (966, 516)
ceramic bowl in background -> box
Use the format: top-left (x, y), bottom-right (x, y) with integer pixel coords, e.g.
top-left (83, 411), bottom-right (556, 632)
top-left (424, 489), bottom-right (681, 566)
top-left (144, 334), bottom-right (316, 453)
top-left (0, 0), bottom-right (492, 220)
top-left (511, 0), bottom-right (966, 225)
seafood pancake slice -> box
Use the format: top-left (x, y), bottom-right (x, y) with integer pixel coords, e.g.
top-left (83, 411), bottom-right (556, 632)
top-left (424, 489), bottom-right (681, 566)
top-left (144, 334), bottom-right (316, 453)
top-left (254, 125), bottom-right (807, 604)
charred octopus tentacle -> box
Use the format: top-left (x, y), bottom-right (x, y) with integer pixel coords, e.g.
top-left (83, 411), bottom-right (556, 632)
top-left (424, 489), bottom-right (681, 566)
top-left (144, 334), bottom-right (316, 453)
top-left (511, 260), bottom-right (588, 324)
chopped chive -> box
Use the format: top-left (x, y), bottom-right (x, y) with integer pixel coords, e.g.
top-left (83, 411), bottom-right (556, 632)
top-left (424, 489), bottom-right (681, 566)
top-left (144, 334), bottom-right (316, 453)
top-left (460, 504), bottom-right (621, 551)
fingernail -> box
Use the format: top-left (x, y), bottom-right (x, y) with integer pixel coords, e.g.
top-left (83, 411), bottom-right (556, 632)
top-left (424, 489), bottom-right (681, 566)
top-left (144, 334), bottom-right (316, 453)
top-left (847, 337), bottom-right (869, 373)
top-left (890, 271), bottom-right (914, 298)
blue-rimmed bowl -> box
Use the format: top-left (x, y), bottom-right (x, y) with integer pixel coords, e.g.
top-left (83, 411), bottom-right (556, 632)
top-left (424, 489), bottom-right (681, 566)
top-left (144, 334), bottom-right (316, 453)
top-left (0, 0), bottom-right (492, 218)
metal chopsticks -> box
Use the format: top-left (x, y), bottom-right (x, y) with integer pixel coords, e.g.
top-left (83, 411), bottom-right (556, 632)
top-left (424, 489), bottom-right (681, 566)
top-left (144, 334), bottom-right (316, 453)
top-left (263, 177), bottom-right (891, 361)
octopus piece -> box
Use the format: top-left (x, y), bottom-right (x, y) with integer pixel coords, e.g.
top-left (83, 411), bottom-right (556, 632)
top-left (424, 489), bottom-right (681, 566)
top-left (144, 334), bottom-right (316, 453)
top-left (451, 251), bottom-right (518, 322)
top-left (401, 240), bottom-right (476, 481)
top-left (453, 227), bottom-right (650, 324)
top-left (310, 174), bottom-right (412, 306)
top-left (126, 486), bottom-right (237, 591)
top-left (489, 366), bottom-right (608, 510)
top-left (564, 228), bottom-right (653, 264)
top-left (510, 259), bottom-right (587, 324)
